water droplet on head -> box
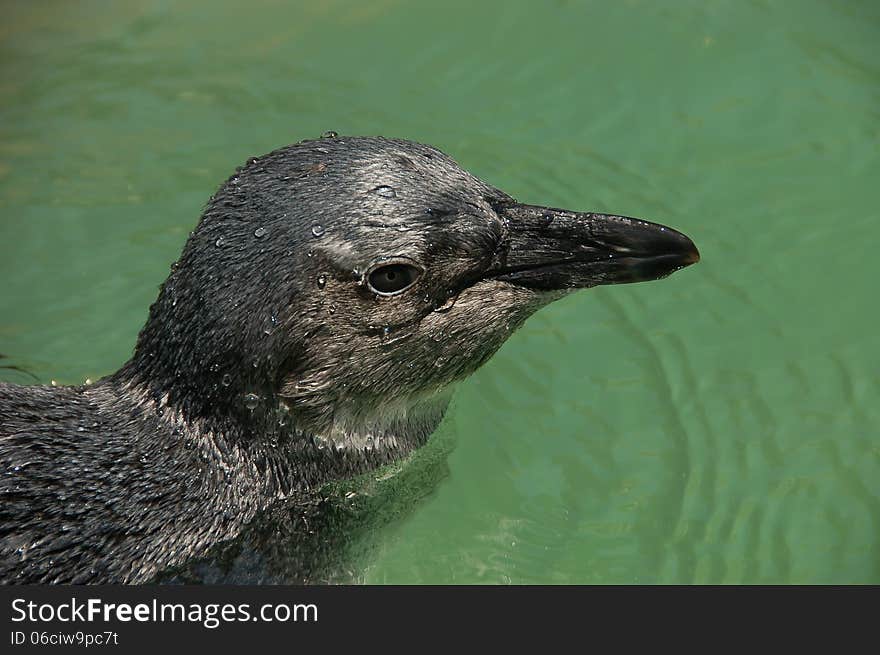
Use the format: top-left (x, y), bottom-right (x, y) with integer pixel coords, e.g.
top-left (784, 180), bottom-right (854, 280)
top-left (254, 227), bottom-right (267, 238)
top-left (320, 130), bottom-right (338, 139)
top-left (307, 249), bottom-right (314, 257)
top-left (221, 374), bottom-right (232, 387)
top-left (215, 237), bottom-right (225, 247)
top-left (247, 156), bottom-right (259, 165)
top-left (317, 274), bottom-right (327, 289)
top-left (311, 224), bottom-right (325, 238)
top-left (276, 402), bottom-right (290, 427)
top-left (370, 185), bottom-right (397, 199)
top-left (243, 393), bottom-right (260, 410)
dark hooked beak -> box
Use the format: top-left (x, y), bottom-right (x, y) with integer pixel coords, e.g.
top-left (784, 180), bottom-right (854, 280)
top-left (490, 203), bottom-right (700, 290)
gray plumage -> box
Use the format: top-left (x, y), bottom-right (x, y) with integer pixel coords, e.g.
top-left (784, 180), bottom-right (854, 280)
top-left (0, 135), bottom-right (698, 583)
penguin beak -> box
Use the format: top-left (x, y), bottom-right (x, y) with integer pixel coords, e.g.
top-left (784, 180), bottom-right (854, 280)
top-left (490, 203), bottom-right (700, 290)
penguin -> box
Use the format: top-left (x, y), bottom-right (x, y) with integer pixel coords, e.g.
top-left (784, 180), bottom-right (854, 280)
top-left (0, 135), bottom-right (699, 583)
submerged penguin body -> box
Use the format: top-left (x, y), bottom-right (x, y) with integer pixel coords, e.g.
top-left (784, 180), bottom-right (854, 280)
top-left (0, 136), bottom-right (699, 583)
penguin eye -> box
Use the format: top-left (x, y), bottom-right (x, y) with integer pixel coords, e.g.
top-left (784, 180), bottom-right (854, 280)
top-left (367, 263), bottom-right (421, 295)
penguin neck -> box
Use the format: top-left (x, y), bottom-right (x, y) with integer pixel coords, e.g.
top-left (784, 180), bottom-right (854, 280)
top-left (115, 260), bottom-right (454, 495)
top-left (110, 355), bottom-right (452, 496)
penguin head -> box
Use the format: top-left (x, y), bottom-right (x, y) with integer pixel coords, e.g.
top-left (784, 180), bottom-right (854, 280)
top-left (132, 136), bottom-right (699, 441)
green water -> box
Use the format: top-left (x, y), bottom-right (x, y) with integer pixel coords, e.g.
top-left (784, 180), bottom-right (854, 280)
top-left (1, 0), bottom-right (878, 584)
